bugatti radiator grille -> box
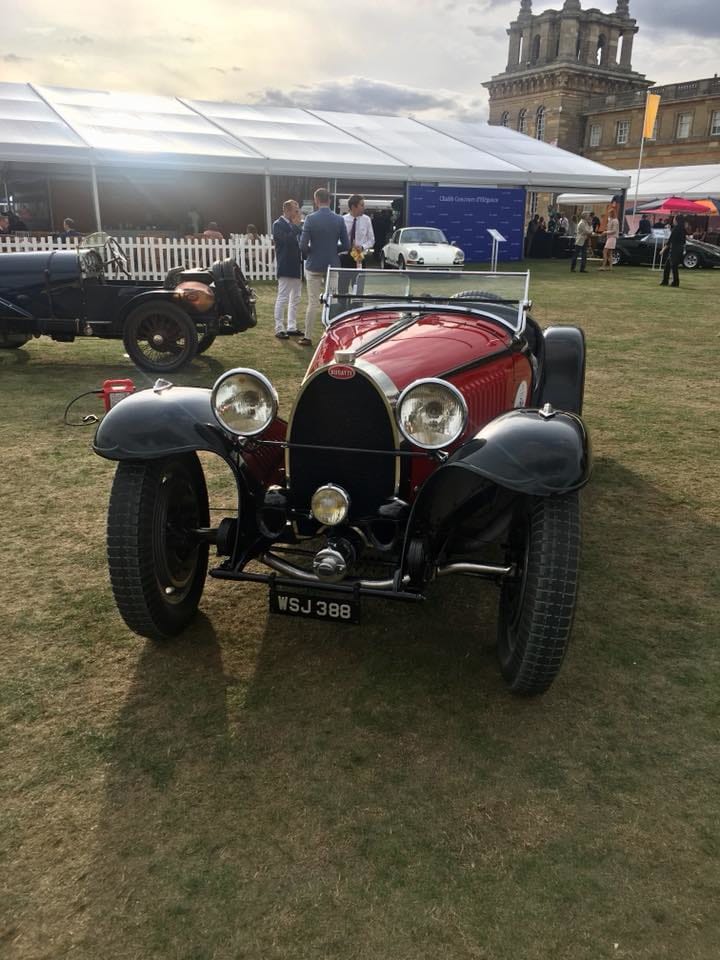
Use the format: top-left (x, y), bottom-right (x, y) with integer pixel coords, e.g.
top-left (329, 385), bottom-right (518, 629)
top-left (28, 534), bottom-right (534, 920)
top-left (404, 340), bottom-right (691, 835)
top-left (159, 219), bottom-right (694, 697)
top-left (287, 370), bottom-right (396, 517)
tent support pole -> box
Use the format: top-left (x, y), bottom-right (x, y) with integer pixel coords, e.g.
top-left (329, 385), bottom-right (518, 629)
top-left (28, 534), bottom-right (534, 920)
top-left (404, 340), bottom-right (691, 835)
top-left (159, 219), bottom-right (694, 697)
top-left (264, 173), bottom-right (272, 233)
top-left (90, 165), bottom-right (102, 232)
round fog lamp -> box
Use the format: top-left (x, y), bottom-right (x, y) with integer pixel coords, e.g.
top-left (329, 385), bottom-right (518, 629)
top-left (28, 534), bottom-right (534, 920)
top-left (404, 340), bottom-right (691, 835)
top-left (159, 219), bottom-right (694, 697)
top-left (311, 484), bottom-right (350, 526)
top-left (211, 368), bottom-right (278, 437)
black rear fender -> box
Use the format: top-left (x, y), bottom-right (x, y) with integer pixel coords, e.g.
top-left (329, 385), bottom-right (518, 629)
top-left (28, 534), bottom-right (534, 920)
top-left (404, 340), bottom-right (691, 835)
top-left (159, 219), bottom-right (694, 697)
top-left (538, 326), bottom-right (586, 414)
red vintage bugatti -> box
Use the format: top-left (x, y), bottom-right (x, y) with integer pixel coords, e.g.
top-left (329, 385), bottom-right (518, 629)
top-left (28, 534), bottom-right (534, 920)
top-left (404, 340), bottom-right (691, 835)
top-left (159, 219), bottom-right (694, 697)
top-left (94, 269), bottom-right (591, 695)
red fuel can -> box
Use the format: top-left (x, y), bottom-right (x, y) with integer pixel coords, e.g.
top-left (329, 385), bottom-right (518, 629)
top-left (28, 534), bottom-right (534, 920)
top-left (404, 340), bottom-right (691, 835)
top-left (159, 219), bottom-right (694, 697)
top-left (101, 379), bottom-right (135, 412)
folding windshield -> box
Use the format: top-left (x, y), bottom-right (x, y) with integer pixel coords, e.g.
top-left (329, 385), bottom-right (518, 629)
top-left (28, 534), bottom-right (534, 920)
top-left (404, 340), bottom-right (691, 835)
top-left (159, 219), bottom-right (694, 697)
top-left (323, 269), bottom-right (531, 333)
top-left (400, 228), bottom-right (448, 244)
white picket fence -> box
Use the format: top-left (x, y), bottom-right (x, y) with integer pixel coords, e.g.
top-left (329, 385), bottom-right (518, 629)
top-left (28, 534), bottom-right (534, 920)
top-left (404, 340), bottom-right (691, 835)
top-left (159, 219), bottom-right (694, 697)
top-left (0, 234), bottom-right (277, 282)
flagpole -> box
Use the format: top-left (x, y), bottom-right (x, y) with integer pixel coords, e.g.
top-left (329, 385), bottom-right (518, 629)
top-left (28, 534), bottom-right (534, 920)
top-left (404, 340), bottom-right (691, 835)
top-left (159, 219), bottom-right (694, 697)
top-left (632, 96), bottom-right (649, 222)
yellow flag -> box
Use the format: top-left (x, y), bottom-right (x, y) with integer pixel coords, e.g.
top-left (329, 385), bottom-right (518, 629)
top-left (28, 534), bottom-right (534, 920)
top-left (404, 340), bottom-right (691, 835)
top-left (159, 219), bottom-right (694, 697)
top-left (643, 93), bottom-right (661, 139)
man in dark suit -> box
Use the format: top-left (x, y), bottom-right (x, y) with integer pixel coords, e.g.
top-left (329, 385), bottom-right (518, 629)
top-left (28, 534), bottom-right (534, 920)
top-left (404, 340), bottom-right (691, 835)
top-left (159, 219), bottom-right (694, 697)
top-left (299, 187), bottom-right (349, 346)
top-left (271, 199), bottom-right (303, 339)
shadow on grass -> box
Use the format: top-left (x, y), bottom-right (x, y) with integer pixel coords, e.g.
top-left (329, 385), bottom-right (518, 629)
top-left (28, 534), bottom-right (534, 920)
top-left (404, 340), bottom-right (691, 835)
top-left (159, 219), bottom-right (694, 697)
top-left (74, 456), bottom-right (720, 960)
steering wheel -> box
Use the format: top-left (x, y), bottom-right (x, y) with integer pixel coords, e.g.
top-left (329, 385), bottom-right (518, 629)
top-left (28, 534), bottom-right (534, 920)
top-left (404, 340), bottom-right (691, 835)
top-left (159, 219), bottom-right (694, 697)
top-left (104, 236), bottom-right (131, 278)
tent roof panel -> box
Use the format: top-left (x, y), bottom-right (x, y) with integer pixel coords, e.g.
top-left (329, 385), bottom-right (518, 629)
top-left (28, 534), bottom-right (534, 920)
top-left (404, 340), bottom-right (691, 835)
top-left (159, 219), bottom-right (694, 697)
top-left (184, 100), bottom-right (405, 168)
top-left (557, 163), bottom-right (720, 204)
top-left (310, 110), bottom-right (523, 174)
top-left (0, 82), bottom-right (89, 160)
top-left (34, 84), bottom-right (262, 161)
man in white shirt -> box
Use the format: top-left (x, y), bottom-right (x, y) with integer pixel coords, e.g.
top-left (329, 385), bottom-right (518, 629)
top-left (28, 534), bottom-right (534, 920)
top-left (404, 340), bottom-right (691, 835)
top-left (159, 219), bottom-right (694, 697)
top-left (339, 195), bottom-right (375, 292)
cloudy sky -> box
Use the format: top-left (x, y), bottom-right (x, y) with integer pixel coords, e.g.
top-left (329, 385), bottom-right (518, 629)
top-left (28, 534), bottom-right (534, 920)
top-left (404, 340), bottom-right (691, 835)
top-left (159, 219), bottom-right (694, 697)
top-left (2, 0), bottom-right (719, 120)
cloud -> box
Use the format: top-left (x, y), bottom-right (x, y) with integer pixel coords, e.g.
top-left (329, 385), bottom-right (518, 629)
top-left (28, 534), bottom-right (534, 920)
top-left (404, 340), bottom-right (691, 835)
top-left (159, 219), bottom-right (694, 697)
top-left (631, 0), bottom-right (720, 38)
top-left (3, 53), bottom-right (31, 62)
top-left (252, 76), bottom-right (460, 116)
top-left (69, 35), bottom-right (94, 45)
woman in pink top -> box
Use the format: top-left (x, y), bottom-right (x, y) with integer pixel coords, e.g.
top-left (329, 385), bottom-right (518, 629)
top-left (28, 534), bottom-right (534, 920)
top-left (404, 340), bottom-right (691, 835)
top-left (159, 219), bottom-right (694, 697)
top-left (600, 215), bottom-right (620, 271)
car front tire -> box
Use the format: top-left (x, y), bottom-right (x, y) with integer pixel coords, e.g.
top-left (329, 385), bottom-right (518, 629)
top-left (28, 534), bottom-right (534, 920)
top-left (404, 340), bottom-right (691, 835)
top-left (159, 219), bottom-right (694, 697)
top-left (682, 251), bottom-right (700, 269)
top-left (497, 492), bottom-right (581, 696)
top-left (611, 249), bottom-right (623, 267)
top-left (398, 254), bottom-right (406, 270)
top-left (379, 252), bottom-right (388, 269)
top-left (107, 454), bottom-right (209, 640)
top-left (0, 332), bottom-right (31, 349)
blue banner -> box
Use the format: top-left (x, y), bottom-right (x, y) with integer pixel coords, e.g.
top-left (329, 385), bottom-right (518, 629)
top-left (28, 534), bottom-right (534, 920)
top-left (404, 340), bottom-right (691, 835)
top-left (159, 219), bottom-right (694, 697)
top-left (407, 185), bottom-right (525, 263)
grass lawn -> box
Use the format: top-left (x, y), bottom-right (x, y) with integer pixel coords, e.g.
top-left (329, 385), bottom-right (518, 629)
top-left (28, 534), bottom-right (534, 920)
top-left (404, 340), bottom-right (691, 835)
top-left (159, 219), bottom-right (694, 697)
top-left (1, 258), bottom-right (719, 959)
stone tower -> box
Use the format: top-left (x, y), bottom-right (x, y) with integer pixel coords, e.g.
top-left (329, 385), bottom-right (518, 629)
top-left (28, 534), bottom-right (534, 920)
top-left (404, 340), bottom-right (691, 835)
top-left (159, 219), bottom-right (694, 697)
top-left (483, 0), bottom-right (652, 153)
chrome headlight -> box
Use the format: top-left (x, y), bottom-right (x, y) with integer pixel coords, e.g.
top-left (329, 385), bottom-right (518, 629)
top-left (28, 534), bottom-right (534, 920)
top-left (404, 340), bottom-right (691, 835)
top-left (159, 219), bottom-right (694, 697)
top-left (211, 368), bottom-right (278, 437)
top-left (311, 484), bottom-right (350, 526)
top-left (407, 249), bottom-right (419, 260)
top-left (454, 249), bottom-right (465, 263)
top-left (396, 378), bottom-right (468, 450)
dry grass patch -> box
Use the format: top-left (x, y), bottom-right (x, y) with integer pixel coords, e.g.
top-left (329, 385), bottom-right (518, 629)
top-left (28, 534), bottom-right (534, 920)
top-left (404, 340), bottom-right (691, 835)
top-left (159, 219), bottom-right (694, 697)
top-left (1, 263), bottom-right (720, 959)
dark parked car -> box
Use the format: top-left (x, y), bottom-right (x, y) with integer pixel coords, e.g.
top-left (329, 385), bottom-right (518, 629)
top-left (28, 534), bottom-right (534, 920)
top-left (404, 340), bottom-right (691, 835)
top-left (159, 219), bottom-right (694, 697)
top-left (602, 232), bottom-right (720, 269)
top-left (0, 243), bottom-right (256, 372)
top-left (94, 269), bottom-right (591, 696)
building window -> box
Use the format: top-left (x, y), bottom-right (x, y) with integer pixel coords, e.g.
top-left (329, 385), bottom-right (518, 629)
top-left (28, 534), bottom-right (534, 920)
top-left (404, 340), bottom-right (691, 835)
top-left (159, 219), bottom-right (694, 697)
top-left (528, 192), bottom-right (538, 216)
top-left (531, 35), bottom-right (541, 63)
top-left (589, 124), bottom-right (601, 147)
top-left (535, 106), bottom-right (546, 141)
top-left (711, 111), bottom-right (720, 136)
top-left (596, 36), bottom-right (606, 66)
top-left (676, 112), bottom-right (692, 139)
top-left (500, 112), bottom-right (510, 128)
top-left (616, 120), bottom-right (630, 144)
top-left (518, 109), bottom-right (527, 135)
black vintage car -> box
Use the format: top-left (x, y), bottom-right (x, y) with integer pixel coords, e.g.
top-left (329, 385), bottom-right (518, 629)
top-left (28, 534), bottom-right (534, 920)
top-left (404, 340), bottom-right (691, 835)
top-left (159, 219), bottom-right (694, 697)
top-left (94, 269), bottom-right (591, 697)
top-left (0, 244), bottom-right (256, 372)
top-left (603, 233), bottom-right (720, 269)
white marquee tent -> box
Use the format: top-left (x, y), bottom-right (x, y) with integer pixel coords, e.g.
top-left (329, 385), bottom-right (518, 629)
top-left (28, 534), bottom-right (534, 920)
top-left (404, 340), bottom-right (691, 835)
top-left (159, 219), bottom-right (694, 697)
top-left (557, 164), bottom-right (720, 207)
top-left (0, 81), bottom-right (633, 229)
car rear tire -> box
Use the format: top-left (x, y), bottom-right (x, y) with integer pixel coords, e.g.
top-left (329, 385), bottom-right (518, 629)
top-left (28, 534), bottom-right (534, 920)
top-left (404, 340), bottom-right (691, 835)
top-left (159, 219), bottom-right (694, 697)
top-left (682, 251), bottom-right (700, 269)
top-left (196, 332), bottom-right (217, 354)
top-left (123, 301), bottom-right (198, 373)
top-left (398, 255), bottom-right (406, 270)
top-left (0, 332), bottom-right (31, 349)
top-left (610, 249), bottom-right (623, 267)
top-left (107, 454), bottom-right (209, 640)
top-left (497, 492), bottom-right (581, 696)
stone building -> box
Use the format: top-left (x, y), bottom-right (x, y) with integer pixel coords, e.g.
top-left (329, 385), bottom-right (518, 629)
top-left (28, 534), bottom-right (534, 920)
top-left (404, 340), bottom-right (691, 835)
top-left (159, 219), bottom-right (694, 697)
top-left (581, 77), bottom-right (720, 168)
top-left (484, 0), bottom-right (652, 156)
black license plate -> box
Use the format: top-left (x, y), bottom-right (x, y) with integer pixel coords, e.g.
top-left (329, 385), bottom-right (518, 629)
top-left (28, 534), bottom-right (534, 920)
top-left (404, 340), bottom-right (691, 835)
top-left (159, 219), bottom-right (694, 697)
top-left (270, 588), bottom-right (360, 624)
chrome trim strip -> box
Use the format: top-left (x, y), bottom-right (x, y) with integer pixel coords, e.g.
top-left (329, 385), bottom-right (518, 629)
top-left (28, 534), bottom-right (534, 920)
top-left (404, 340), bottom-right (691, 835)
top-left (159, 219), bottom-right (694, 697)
top-left (437, 562), bottom-right (514, 577)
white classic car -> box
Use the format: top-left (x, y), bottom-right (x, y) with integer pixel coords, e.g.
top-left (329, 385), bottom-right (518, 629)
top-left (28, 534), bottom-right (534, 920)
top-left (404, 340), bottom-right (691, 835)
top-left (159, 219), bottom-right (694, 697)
top-left (380, 227), bottom-right (465, 270)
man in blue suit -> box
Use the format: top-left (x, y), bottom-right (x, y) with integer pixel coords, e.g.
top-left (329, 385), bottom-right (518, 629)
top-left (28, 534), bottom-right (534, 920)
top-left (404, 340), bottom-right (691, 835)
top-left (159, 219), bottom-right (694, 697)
top-left (272, 199), bottom-right (303, 339)
top-left (299, 187), bottom-right (349, 346)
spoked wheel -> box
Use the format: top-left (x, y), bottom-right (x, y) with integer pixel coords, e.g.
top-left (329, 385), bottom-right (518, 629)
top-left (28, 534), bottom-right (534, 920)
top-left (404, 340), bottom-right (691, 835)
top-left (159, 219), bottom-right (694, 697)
top-left (107, 454), bottom-right (209, 640)
top-left (123, 302), bottom-right (198, 373)
top-left (497, 493), bottom-right (581, 695)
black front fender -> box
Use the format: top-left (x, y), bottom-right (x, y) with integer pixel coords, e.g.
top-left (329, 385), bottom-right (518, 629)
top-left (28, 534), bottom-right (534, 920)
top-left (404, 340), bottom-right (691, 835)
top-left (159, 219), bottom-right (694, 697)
top-left (401, 408), bottom-right (591, 571)
top-left (93, 386), bottom-right (233, 461)
top-left (449, 407), bottom-right (591, 496)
